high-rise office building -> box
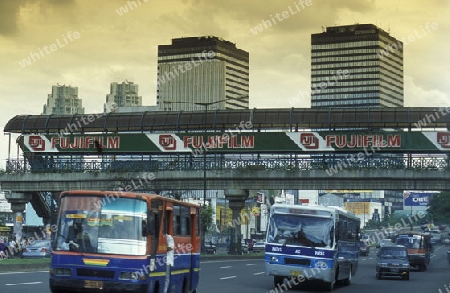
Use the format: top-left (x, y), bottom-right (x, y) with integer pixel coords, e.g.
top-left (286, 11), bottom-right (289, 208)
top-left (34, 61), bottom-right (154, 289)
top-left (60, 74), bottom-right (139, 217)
top-left (310, 24), bottom-right (405, 217)
top-left (311, 24), bottom-right (403, 108)
top-left (156, 36), bottom-right (249, 111)
top-left (105, 81), bottom-right (142, 112)
top-left (42, 84), bottom-right (84, 115)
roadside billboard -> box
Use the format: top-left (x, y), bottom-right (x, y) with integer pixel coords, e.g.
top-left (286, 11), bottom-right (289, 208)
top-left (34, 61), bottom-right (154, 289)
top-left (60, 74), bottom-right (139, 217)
top-left (403, 191), bottom-right (436, 207)
top-left (0, 193), bottom-right (12, 212)
top-left (344, 202), bottom-right (371, 215)
top-left (20, 131), bottom-right (450, 153)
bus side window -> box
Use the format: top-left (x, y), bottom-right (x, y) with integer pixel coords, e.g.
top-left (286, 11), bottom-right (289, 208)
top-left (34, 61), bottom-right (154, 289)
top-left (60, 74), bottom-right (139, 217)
top-left (329, 226), bottom-right (334, 247)
top-left (150, 200), bottom-right (162, 237)
top-left (339, 220), bottom-right (347, 240)
top-left (196, 212), bottom-right (200, 237)
top-left (165, 210), bottom-right (171, 235)
top-left (181, 206), bottom-right (190, 236)
top-left (141, 213), bottom-right (148, 238)
top-left (173, 205), bottom-right (181, 236)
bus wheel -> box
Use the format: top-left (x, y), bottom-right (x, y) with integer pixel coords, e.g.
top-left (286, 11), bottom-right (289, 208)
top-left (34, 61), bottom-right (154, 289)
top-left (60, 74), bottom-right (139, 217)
top-left (151, 282), bottom-right (159, 293)
top-left (323, 281), bottom-right (334, 291)
top-left (324, 268), bottom-right (337, 291)
top-left (274, 276), bottom-right (284, 287)
top-left (343, 267), bottom-right (352, 286)
top-left (182, 279), bottom-right (188, 293)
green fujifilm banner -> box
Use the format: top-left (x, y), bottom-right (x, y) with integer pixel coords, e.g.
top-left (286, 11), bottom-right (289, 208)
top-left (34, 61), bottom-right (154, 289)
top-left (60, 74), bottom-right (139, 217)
top-left (20, 131), bottom-right (450, 153)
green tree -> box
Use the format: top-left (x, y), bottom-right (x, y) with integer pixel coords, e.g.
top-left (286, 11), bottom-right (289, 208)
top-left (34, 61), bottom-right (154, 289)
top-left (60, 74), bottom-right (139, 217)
top-left (365, 219), bottom-right (382, 229)
top-left (200, 204), bottom-right (213, 252)
top-left (427, 192), bottom-right (450, 224)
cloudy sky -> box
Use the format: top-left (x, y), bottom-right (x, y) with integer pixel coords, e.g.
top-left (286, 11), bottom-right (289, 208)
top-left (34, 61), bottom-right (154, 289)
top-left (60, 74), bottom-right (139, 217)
top-left (0, 0), bottom-right (449, 167)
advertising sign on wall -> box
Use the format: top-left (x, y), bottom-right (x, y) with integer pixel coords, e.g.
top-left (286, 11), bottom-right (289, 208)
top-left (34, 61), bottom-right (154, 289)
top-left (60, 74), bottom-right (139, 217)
top-left (344, 202), bottom-right (371, 215)
top-left (20, 131), bottom-right (450, 153)
top-left (403, 191), bottom-right (436, 207)
top-left (0, 193), bottom-right (12, 212)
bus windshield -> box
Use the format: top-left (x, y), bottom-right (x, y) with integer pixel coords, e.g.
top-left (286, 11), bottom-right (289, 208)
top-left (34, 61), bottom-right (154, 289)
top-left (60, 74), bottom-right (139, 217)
top-left (54, 195), bottom-right (147, 255)
top-left (396, 235), bottom-right (422, 249)
top-left (267, 214), bottom-right (334, 248)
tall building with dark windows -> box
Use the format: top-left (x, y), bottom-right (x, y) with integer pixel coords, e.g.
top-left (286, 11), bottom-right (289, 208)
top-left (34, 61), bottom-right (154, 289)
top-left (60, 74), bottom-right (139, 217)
top-left (156, 36), bottom-right (249, 111)
top-left (310, 24), bottom-right (405, 219)
top-left (311, 24), bottom-right (403, 108)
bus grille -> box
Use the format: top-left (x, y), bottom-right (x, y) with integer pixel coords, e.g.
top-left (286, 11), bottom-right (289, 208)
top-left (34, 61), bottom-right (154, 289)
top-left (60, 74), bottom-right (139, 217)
top-left (285, 258), bottom-right (311, 266)
top-left (77, 268), bottom-right (115, 279)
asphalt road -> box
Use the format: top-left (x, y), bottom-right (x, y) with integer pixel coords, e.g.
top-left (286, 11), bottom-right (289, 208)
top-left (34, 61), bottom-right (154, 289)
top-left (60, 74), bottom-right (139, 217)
top-left (0, 245), bottom-right (449, 293)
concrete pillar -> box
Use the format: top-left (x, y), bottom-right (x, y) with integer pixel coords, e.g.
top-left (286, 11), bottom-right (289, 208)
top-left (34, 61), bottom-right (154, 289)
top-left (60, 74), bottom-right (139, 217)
top-left (4, 192), bottom-right (32, 240)
top-left (224, 189), bottom-right (248, 255)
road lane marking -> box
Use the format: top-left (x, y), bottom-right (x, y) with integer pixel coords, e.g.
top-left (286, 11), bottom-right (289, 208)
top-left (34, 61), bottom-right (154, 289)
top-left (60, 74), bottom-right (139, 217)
top-left (220, 276), bottom-right (237, 280)
top-left (0, 271), bottom-right (48, 275)
top-left (220, 266), bottom-right (232, 268)
top-left (253, 272), bottom-right (265, 275)
top-left (246, 264), bottom-right (256, 266)
top-left (5, 282), bottom-right (42, 286)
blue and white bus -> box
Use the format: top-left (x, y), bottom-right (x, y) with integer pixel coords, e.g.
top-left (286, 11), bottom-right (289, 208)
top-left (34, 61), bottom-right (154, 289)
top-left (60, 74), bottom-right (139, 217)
top-left (264, 204), bottom-right (360, 291)
top-left (50, 190), bottom-right (200, 293)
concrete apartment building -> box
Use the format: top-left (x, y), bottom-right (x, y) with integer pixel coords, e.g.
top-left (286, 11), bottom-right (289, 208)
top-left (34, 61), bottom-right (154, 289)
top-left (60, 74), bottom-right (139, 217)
top-left (42, 84), bottom-right (84, 115)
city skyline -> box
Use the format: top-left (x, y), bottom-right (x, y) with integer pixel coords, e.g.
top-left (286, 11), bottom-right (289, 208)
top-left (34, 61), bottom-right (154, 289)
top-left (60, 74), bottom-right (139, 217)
top-left (0, 0), bottom-right (449, 165)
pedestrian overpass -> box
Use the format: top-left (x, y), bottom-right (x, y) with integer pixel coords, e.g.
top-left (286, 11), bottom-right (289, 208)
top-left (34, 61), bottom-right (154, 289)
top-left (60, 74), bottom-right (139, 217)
top-left (2, 107), bottom-right (450, 226)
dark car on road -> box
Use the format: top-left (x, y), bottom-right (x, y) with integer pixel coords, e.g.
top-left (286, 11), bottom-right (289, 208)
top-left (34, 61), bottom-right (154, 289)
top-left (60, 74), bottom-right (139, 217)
top-left (204, 242), bottom-right (216, 254)
top-left (376, 238), bottom-right (393, 249)
top-left (376, 245), bottom-right (410, 280)
top-left (360, 240), bottom-right (370, 256)
top-left (251, 242), bottom-right (265, 253)
top-left (21, 240), bottom-right (52, 258)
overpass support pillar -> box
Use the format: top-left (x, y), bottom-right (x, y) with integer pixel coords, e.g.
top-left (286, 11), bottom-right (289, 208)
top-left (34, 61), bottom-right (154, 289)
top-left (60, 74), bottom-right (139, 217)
top-left (4, 192), bottom-right (32, 240)
top-left (225, 189), bottom-right (248, 255)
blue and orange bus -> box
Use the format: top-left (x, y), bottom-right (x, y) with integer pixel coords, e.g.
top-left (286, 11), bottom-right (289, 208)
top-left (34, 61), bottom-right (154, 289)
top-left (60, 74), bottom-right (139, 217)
top-left (264, 204), bottom-right (360, 291)
top-left (50, 190), bottom-right (200, 293)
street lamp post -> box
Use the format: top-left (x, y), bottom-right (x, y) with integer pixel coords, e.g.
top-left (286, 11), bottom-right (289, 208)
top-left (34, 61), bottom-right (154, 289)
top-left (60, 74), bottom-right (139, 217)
top-left (194, 100), bottom-right (227, 206)
top-left (162, 99), bottom-right (228, 206)
top-left (363, 202), bottom-right (365, 229)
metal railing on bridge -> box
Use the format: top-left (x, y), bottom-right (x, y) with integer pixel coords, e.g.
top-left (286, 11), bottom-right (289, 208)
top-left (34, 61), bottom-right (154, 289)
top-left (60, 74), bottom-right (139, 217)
top-left (5, 154), bottom-right (450, 174)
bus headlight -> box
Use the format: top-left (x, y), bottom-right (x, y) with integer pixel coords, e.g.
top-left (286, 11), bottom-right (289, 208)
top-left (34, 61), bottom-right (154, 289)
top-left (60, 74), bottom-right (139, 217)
top-left (119, 272), bottom-right (145, 281)
top-left (270, 256), bottom-right (280, 263)
top-left (314, 261), bottom-right (329, 269)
